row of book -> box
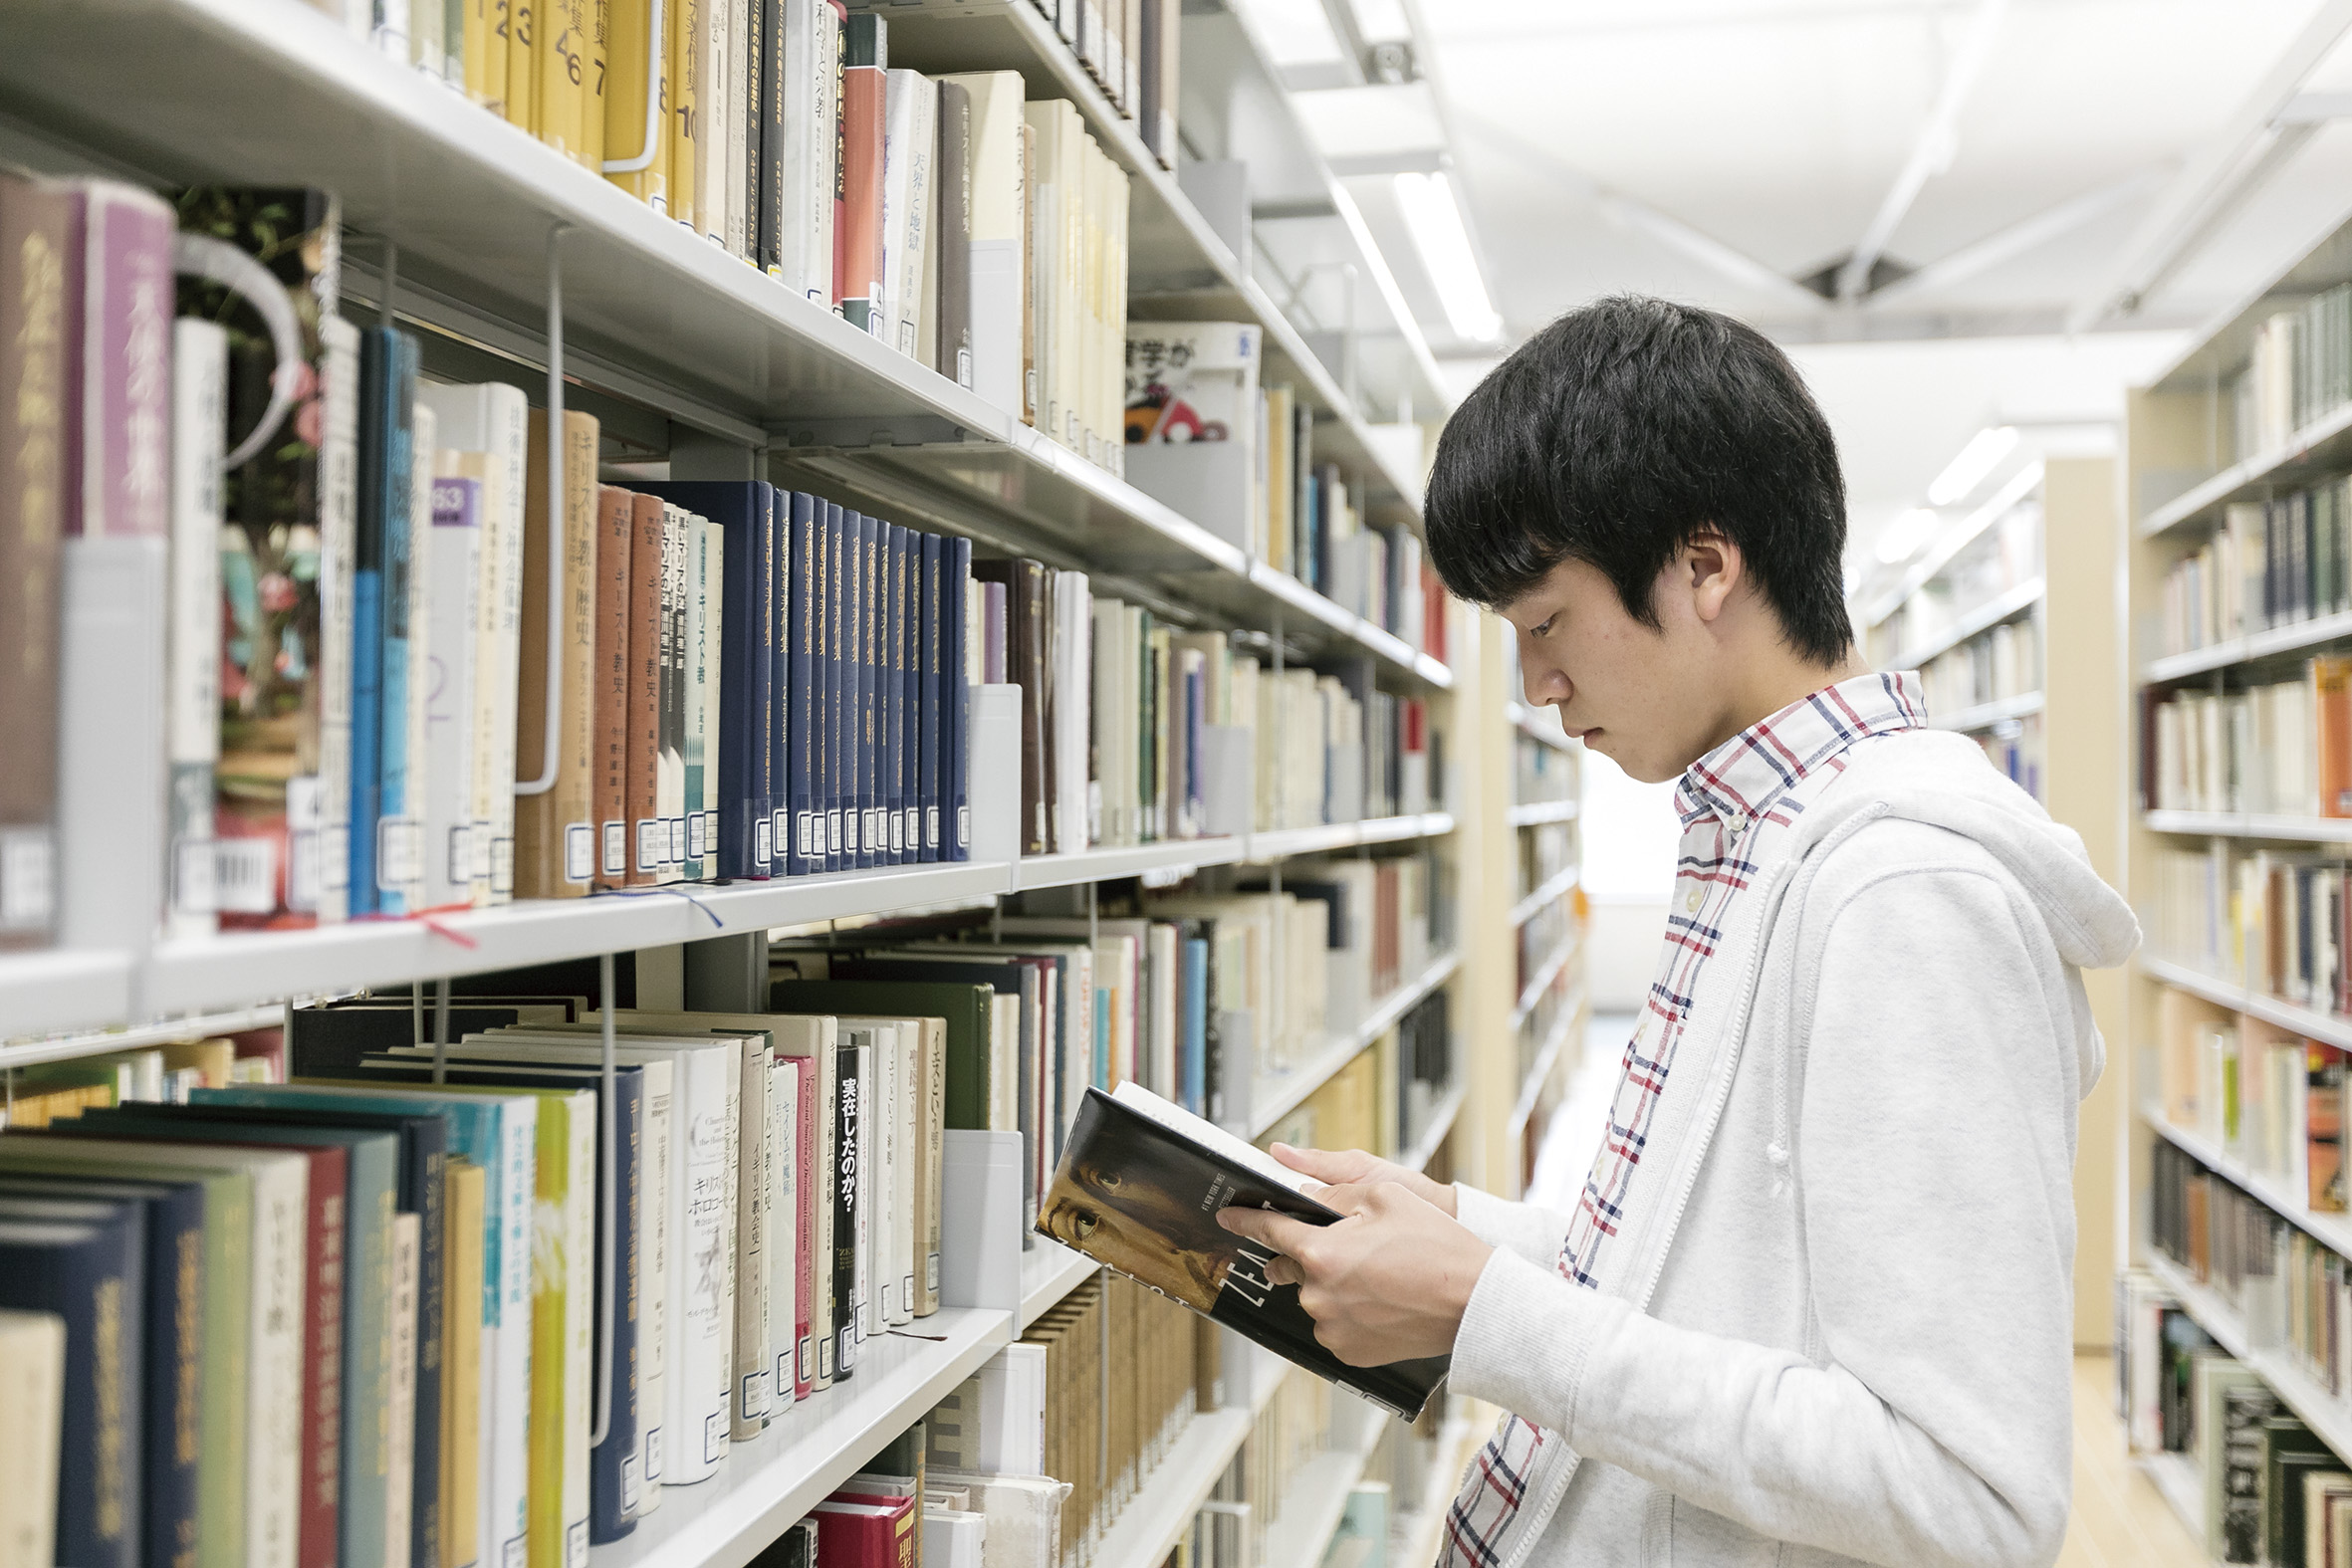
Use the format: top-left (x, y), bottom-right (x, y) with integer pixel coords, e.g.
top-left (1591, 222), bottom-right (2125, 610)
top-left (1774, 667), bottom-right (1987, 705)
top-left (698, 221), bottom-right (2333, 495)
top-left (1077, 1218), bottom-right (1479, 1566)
top-left (2119, 1264), bottom-right (2352, 1566)
top-left (2234, 284), bottom-right (2352, 462)
top-left (0, 989), bottom-right (963, 1568)
top-left (1515, 822), bottom-right (1574, 907)
top-left (2143, 662), bottom-right (2352, 818)
top-left (2155, 983), bottom-right (2347, 1213)
top-left (2150, 845), bottom-right (2352, 1021)
top-left (1860, 502), bottom-right (2043, 669)
top-left (1, 1033), bottom-right (285, 1131)
top-left (2161, 484), bottom-right (2352, 658)
top-left (1972, 713), bottom-right (2043, 803)
top-left (1918, 614), bottom-right (2038, 718)
top-left (325, 0), bottom-right (1173, 478)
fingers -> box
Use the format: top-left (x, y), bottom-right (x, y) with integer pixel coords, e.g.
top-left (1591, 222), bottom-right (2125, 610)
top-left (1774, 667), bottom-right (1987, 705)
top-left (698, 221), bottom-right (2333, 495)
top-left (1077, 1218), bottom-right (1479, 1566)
top-left (1270, 1143), bottom-right (1372, 1182)
top-left (1216, 1203), bottom-right (1319, 1260)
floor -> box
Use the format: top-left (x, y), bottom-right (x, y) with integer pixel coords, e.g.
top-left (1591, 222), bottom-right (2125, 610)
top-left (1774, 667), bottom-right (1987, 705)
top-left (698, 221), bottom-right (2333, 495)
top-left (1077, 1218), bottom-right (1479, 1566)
top-left (1529, 1015), bottom-right (2210, 1565)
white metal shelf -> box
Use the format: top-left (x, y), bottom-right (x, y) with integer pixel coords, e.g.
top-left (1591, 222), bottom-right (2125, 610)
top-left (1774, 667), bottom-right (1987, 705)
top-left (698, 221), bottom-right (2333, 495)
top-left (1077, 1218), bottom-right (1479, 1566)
top-left (2138, 953), bottom-right (2352, 1056)
top-left (1510, 987), bottom-right (1583, 1138)
top-left (1930, 691), bottom-right (2044, 733)
top-left (1509, 934), bottom-right (1581, 1033)
top-left (1258, 1428), bottom-right (1382, 1568)
top-left (594, 1307), bottom-right (1010, 1568)
top-left (2141, 1104), bottom-right (2352, 1260)
top-left (2137, 398), bottom-right (2352, 541)
top-left (2, 1003), bottom-right (287, 1072)
top-left (1505, 704), bottom-right (1576, 754)
top-left (2143, 809), bottom-right (2352, 843)
top-left (1508, 866), bottom-right (1580, 931)
top-left (1088, 1410), bottom-right (1256, 1568)
top-left (1505, 799), bottom-right (1578, 828)
top-left (1886, 577), bottom-right (2046, 671)
top-left (0, 950), bottom-right (134, 1040)
top-left (1247, 949), bottom-right (1461, 1140)
top-left (2137, 1451), bottom-right (2204, 1543)
top-left (1240, 812), bottom-right (1455, 864)
top-left (2143, 605), bottom-right (2352, 684)
top-left (1399, 1082), bottom-right (1466, 1176)
top-left (1010, 838), bottom-right (1243, 892)
top-left (1017, 1242), bottom-right (1099, 1333)
top-left (2144, 1253), bottom-right (2352, 1471)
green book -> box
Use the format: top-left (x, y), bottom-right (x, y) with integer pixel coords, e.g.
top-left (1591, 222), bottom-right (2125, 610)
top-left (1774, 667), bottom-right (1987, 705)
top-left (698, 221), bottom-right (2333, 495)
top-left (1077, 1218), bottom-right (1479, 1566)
top-left (74, 1109), bottom-right (399, 1568)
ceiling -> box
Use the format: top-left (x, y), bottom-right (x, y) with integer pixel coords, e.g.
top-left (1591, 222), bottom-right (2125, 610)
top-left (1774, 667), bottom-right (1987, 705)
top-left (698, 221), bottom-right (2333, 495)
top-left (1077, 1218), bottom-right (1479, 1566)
top-left (1226, 0), bottom-right (2352, 565)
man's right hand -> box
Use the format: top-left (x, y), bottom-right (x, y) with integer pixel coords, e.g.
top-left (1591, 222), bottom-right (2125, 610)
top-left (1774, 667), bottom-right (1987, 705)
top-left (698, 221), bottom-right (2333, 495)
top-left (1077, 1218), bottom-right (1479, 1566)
top-left (1269, 1143), bottom-right (1459, 1218)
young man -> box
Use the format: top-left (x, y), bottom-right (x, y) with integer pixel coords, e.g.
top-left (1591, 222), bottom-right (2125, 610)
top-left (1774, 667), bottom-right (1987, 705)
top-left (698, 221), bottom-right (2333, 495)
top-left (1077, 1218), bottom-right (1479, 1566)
top-left (1218, 296), bottom-right (2137, 1567)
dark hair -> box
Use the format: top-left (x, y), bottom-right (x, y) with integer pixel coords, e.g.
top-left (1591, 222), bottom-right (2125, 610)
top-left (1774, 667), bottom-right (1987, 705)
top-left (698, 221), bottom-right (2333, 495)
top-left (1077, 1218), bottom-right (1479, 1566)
top-left (1424, 295), bottom-right (1853, 665)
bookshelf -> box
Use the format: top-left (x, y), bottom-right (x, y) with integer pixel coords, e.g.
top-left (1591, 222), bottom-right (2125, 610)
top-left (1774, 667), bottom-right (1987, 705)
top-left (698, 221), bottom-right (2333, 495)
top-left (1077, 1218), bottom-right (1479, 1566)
top-left (0, 3), bottom-right (1575, 1566)
top-left (2122, 195), bottom-right (2352, 1550)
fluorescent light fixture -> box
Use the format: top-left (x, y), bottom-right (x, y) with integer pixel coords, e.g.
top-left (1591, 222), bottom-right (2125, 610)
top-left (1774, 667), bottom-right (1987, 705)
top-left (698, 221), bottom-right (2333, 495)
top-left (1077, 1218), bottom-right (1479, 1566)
top-left (1394, 170), bottom-right (1504, 341)
top-left (1926, 425), bottom-right (2019, 507)
top-left (1874, 507), bottom-right (1941, 565)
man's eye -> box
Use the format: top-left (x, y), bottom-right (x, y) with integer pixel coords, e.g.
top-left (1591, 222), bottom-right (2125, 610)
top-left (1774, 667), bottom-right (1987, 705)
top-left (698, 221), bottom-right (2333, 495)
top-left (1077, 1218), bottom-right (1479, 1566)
top-left (1072, 1211), bottom-right (1099, 1238)
top-left (1532, 617), bottom-right (1556, 637)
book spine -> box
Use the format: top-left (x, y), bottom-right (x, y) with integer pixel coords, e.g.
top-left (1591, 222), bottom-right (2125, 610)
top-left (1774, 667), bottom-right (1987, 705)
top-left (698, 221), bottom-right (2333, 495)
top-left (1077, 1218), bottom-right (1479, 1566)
top-left (595, 487), bottom-right (633, 888)
top-left (603, 0), bottom-right (669, 211)
top-left (827, 1), bottom-right (847, 308)
top-left (378, 342), bottom-right (424, 916)
top-left (708, 486), bottom-right (757, 880)
top-left (2, 1218), bottom-right (137, 1568)
top-left (424, 478), bottom-right (484, 907)
top-left (823, 501), bottom-right (843, 871)
top-left (758, 484), bottom-right (781, 877)
top-left (789, 492), bottom-right (817, 875)
top-left (627, 495), bottom-right (664, 887)
top-left (765, 1059), bottom-right (795, 1411)
top-left (665, 0), bottom-right (698, 232)
top-left (517, 410), bottom-right (602, 898)
top-left (350, 331), bottom-right (393, 915)
top-left (949, 537), bottom-right (971, 859)
top-left (883, 525), bottom-right (905, 864)
top-left (794, 1058), bottom-right (817, 1399)
top-left (0, 174), bottom-right (70, 948)
top-left (166, 318), bottom-right (228, 940)
top-left (917, 534), bottom-right (940, 863)
top-left (752, 0), bottom-right (777, 274)
top-left (589, 1072), bottom-right (644, 1542)
top-left (861, 514), bottom-right (882, 868)
top-left (682, 517), bottom-right (709, 879)
top-left (833, 1040), bottom-right (862, 1379)
top-left (841, 513), bottom-right (861, 869)
top-left (700, 517), bottom-right (723, 876)
top-left (839, 14), bottom-right (887, 334)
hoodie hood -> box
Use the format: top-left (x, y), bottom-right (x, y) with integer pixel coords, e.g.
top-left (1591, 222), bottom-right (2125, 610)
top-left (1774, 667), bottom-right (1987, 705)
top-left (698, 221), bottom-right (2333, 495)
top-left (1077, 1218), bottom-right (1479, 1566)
top-left (1797, 728), bottom-right (2140, 973)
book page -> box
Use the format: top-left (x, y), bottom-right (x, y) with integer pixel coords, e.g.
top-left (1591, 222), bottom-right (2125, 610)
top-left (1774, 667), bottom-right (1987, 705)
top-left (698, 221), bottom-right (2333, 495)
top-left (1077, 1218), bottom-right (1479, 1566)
top-left (1109, 1081), bottom-right (1314, 1198)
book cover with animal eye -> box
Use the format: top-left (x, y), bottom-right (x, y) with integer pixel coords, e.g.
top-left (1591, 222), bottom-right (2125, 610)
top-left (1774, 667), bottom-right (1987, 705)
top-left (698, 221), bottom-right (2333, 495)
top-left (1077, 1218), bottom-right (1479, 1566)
top-left (1037, 1083), bottom-right (1447, 1420)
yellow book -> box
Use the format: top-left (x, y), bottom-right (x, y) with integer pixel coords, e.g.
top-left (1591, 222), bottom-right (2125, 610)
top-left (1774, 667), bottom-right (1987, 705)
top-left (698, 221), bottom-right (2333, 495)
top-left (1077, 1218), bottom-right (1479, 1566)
top-left (538, 0), bottom-right (588, 165)
top-left (581, 0), bottom-right (607, 169)
top-left (440, 1161), bottom-right (485, 1568)
top-left (602, 0), bottom-right (667, 210)
top-left (667, 0), bottom-right (700, 232)
top-left (1264, 385), bottom-right (1294, 570)
top-left (466, 0), bottom-right (507, 109)
top-left (506, 0), bottom-right (537, 132)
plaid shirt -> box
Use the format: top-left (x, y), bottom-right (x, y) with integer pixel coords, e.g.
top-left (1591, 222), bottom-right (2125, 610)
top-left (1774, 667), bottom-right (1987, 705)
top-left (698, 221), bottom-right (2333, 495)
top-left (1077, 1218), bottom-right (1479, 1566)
top-left (1439, 671), bottom-right (1927, 1568)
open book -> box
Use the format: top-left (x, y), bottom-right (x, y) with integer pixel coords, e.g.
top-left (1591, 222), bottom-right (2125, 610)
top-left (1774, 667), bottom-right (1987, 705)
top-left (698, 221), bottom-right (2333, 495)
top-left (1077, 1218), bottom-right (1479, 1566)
top-left (1037, 1081), bottom-right (1449, 1420)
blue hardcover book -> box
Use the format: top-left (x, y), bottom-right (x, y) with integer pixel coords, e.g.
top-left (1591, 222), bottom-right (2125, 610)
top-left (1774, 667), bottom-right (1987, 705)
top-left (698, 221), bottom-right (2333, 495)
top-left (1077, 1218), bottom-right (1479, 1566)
top-left (897, 528), bottom-right (919, 863)
top-left (0, 1208), bottom-right (143, 1568)
top-left (917, 534), bottom-right (940, 862)
top-left (855, 510), bottom-right (874, 869)
top-left (68, 1108), bottom-right (400, 1568)
top-left (349, 327), bottom-right (403, 913)
top-left (787, 493), bottom-right (819, 875)
top-left (883, 525), bottom-right (906, 865)
top-left (0, 1187), bottom-right (179, 1568)
top-left (861, 513), bottom-right (883, 869)
top-left (1183, 933), bottom-right (1210, 1113)
top-left (633, 482), bottom-right (770, 878)
top-left (760, 482), bottom-right (788, 878)
top-left (372, 331), bottom-right (420, 913)
top-left (824, 500), bottom-right (847, 871)
top-left (947, 534), bottom-right (972, 859)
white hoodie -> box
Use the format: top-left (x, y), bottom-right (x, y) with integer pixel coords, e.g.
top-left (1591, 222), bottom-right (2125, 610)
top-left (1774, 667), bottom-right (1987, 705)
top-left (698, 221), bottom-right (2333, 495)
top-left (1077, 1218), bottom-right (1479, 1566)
top-left (1447, 729), bottom-right (2139, 1568)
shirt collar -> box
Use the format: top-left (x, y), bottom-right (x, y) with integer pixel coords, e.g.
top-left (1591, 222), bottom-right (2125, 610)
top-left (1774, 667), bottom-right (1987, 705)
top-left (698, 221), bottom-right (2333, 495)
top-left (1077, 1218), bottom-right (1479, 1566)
top-left (1674, 670), bottom-right (1927, 829)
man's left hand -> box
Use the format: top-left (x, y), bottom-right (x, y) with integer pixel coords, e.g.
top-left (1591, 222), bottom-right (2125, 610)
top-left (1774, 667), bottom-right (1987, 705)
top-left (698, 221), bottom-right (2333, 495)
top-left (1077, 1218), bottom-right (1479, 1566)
top-left (1216, 1180), bottom-right (1495, 1366)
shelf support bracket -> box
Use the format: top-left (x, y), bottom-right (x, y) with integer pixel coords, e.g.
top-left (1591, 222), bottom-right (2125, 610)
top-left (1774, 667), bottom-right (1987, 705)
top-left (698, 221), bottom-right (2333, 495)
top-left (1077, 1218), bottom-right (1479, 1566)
top-left (519, 224), bottom-right (572, 796)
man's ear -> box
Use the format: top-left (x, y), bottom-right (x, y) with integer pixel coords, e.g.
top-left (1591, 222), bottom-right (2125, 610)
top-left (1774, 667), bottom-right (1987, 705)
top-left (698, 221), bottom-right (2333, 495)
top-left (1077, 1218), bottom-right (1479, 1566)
top-left (1684, 528), bottom-right (1743, 626)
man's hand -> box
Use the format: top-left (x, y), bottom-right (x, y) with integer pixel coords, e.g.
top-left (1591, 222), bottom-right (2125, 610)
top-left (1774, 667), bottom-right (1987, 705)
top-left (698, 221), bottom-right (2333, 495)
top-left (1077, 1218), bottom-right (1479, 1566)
top-left (1216, 1179), bottom-right (1493, 1367)
top-left (1267, 1143), bottom-right (1459, 1217)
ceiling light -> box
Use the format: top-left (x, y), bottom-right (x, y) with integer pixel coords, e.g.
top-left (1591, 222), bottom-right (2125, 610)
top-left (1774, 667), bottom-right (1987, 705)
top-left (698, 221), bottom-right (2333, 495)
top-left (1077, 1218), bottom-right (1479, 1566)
top-left (1926, 425), bottom-right (2019, 507)
top-left (1394, 170), bottom-right (1503, 342)
top-left (1875, 507), bottom-right (1940, 565)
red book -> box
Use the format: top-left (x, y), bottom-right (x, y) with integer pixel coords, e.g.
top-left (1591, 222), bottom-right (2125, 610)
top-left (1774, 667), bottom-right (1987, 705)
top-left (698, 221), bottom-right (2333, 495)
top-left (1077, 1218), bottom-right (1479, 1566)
top-left (626, 493), bottom-right (665, 888)
top-left (838, 12), bottom-right (887, 335)
top-left (814, 1496), bottom-right (914, 1568)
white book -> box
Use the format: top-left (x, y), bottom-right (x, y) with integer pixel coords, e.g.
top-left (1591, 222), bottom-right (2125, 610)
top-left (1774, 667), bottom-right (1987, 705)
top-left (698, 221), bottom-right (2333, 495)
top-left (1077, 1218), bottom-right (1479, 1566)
top-left (166, 318), bottom-right (226, 940)
top-left (893, 1020), bottom-right (918, 1325)
top-left (315, 316), bottom-right (363, 923)
top-left (922, 1510), bottom-right (986, 1568)
top-left (882, 70), bottom-right (940, 362)
top-left (768, 1057), bottom-right (800, 1406)
top-left (687, 518), bottom-right (720, 876)
top-left (1022, 103), bottom-right (1063, 442)
top-left (423, 465), bottom-right (483, 908)
top-left (22, 1139), bottom-right (310, 1568)
top-left (412, 380), bottom-right (529, 905)
top-left (699, 0), bottom-right (731, 247)
top-left (726, 0), bottom-right (751, 258)
top-left (0, 1310), bottom-right (64, 1568)
top-left (1054, 571), bottom-right (1091, 851)
top-left (848, 1031), bottom-right (877, 1360)
top-left (385, 1213), bottom-right (421, 1568)
top-left (657, 506), bottom-right (688, 881)
top-left (777, 0), bottom-right (823, 296)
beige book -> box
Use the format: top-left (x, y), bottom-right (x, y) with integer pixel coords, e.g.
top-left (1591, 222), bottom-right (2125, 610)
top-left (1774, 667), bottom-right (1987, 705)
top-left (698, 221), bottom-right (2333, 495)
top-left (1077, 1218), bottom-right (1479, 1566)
top-left (386, 1214), bottom-right (422, 1568)
top-left (440, 1163), bottom-right (484, 1568)
top-left (516, 408), bottom-right (601, 899)
top-left (0, 1309), bottom-right (65, 1568)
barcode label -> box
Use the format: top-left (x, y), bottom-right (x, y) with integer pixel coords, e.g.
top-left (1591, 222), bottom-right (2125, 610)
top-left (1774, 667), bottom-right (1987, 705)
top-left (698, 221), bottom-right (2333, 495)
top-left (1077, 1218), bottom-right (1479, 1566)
top-left (0, 828), bottom-right (56, 930)
top-left (448, 823), bottom-right (474, 886)
top-left (755, 816), bottom-right (773, 867)
top-left (564, 822), bottom-right (593, 883)
top-left (619, 1456), bottom-right (641, 1512)
top-left (686, 812), bottom-right (707, 861)
top-left (957, 805), bottom-right (971, 847)
top-left (771, 807), bottom-right (787, 850)
top-left (828, 810), bottom-right (842, 853)
top-left (472, 817), bottom-right (495, 880)
top-left (602, 820), bottom-right (626, 877)
top-left (956, 347), bottom-right (973, 389)
top-left (644, 1426), bottom-right (662, 1480)
top-left (704, 810), bottom-right (719, 858)
top-left (666, 815), bottom-right (685, 864)
top-left (490, 836), bottom-right (514, 897)
top-left (798, 812), bottom-right (815, 858)
top-left (171, 834), bottom-right (217, 918)
top-left (926, 807), bottom-right (940, 847)
top-left (377, 816), bottom-right (423, 891)
top-left (212, 836), bottom-right (278, 916)
top-left (565, 1522), bottom-right (587, 1568)
top-left (636, 818), bottom-right (662, 872)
